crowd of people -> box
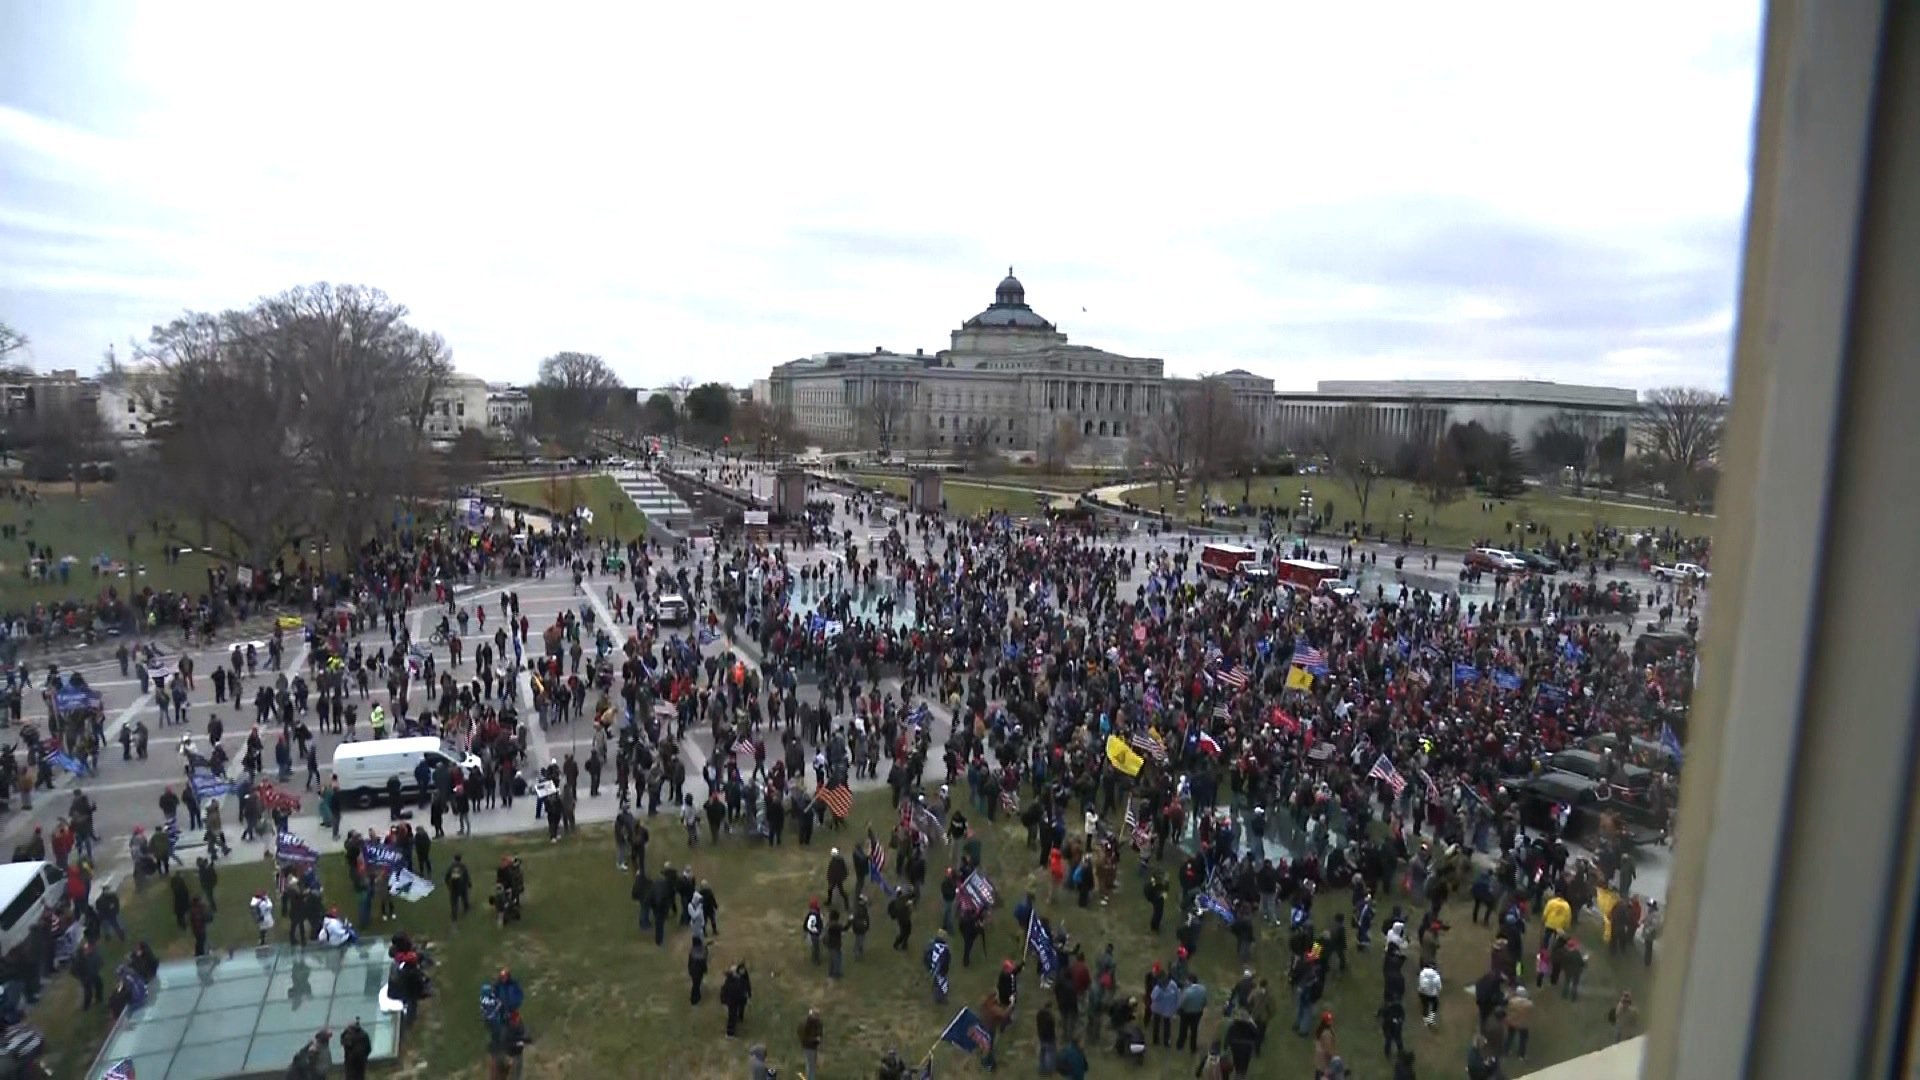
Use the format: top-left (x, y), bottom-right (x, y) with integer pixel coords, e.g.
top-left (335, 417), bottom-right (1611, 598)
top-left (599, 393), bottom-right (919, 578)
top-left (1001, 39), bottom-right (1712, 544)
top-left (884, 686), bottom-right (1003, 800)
top-left (11, 461), bottom-right (1699, 1078)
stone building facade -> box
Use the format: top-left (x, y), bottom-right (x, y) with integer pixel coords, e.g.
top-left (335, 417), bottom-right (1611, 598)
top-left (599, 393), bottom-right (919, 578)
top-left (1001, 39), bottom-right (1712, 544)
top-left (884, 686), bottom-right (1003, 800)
top-left (766, 273), bottom-right (1641, 462)
top-left (768, 271), bottom-right (1187, 460)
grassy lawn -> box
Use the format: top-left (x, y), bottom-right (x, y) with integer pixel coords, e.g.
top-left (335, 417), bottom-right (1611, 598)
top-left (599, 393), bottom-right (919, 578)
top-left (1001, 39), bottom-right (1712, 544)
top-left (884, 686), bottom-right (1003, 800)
top-left (47, 790), bottom-right (1650, 1079)
top-left (485, 474), bottom-right (646, 543)
top-left (851, 476), bottom-right (1073, 518)
top-left (1121, 477), bottom-right (1714, 549)
top-left (0, 484), bottom-right (215, 608)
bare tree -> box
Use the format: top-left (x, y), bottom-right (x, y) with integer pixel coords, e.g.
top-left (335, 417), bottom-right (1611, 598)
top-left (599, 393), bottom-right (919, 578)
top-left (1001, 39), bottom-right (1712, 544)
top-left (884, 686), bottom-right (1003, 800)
top-left (1040, 417), bottom-right (1084, 473)
top-left (1183, 378), bottom-right (1249, 506)
top-left (1314, 405), bottom-right (1393, 530)
top-left (0, 320), bottom-right (26, 366)
top-left (16, 398), bottom-right (110, 495)
top-left (1529, 412), bottom-right (1598, 490)
top-left (531, 352), bottom-right (625, 448)
top-left (1636, 387), bottom-right (1726, 502)
top-left (134, 309), bottom-right (314, 566)
top-left (1416, 436), bottom-right (1465, 511)
top-left (132, 284), bottom-right (453, 562)
top-left (855, 381), bottom-right (913, 454)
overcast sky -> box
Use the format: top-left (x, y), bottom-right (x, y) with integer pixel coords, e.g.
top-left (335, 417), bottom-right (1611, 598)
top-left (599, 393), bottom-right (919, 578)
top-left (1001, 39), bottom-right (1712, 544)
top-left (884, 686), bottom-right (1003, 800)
top-left (0, 2), bottom-right (1760, 392)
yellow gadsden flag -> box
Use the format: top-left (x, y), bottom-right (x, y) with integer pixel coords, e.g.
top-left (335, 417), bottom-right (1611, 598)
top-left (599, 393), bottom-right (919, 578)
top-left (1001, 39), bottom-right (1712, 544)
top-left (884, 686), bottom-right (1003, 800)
top-left (1286, 666), bottom-right (1315, 691)
top-left (1105, 735), bottom-right (1145, 777)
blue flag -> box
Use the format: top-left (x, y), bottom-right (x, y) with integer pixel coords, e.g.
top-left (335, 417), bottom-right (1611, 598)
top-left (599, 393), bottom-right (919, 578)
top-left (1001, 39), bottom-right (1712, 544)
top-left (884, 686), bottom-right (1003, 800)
top-left (1492, 670), bottom-right (1523, 693)
top-left (189, 769), bottom-right (236, 804)
top-left (362, 842), bottom-right (406, 869)
top-left (1452, 663), bottom-right (1480, 686)
top-left (1199, 891), bottom-right (1235, 923)
top-left (1660, 722), bottom-right (1685, 766)
top-left (697, 627), bottom-right (719, 647)
top-left (46, 751), bottom-right (89, 777)
top-left (274, 832), bottom-right (319, 867)
top-left (1537, 683), bottom-right (1569, 705)
top-left (1026, 915), bottom-right (1059, 978)
top-left (938, 1007), bottom-right (995, 1055)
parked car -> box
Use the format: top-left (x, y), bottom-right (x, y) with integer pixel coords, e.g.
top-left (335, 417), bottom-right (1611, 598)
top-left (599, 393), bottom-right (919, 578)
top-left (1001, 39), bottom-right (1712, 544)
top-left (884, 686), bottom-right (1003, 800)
top-left (1466, 547), bottom-right (1526, 572)
top-left (1653, 561), bottom-right (1711, 584)
top-left (1517, 550), bottom-right (1560, 575)
top-left (657, 594), bottom-right (690, 625)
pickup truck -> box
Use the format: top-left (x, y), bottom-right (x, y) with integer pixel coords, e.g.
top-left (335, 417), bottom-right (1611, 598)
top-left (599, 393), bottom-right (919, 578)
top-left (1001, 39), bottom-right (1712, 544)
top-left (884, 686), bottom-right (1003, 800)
top-left (1652, 561), bottom-right (1711, 584)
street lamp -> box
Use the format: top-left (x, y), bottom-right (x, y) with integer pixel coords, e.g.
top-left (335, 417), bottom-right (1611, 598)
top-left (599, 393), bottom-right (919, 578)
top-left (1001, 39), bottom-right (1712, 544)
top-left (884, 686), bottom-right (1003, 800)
top-left (1299, 487), bottom-right (1314, 534)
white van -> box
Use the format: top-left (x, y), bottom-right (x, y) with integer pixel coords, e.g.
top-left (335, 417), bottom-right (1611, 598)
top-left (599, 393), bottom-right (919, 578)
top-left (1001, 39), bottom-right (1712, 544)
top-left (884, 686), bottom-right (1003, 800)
top-left (331, 737), bottom-right (480, 809)
top-left (0, 862), bottom-right (63, 955)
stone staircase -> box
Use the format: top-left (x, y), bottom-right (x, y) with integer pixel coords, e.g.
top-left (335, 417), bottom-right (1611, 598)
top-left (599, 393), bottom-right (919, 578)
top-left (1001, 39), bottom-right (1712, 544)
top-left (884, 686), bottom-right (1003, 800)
top-left (614, 469), bottom-right (692, 531)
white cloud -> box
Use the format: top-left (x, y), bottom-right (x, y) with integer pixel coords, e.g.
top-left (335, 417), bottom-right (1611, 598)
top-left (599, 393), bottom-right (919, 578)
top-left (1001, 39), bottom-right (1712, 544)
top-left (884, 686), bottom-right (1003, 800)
top-left (0, 1), bottom-right (1761, 389)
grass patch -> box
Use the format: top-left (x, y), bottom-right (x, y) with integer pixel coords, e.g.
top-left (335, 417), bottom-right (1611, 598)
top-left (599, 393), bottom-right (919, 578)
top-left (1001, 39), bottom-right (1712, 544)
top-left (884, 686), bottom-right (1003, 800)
top-left (48, 790), bottom-right (1650, 1079)
top-left (0, 484), bottom-right (216, 608)
top-left (851, 476), bottom-right (1075, 517)
top-left (1121, 477), bottom-right (1714, 549)
top-left (486, 474), bottom-right (646, 543)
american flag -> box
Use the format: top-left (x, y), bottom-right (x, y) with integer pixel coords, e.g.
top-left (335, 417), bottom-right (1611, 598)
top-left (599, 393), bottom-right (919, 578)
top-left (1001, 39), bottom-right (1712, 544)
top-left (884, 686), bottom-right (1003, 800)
top-left (999, 788), bottom-right (1020, 816)
top-left (1212, 702), bottom-right (1231, 720)
top-left (817, 784), bottom-right (853, 821)
top-left (1291, 643), bottom-right (1329, 673)
top-left (1128, 731), bottom-right (1168, 765)
top-left (732, 736), bottom-right (755, 757)
top-left (1367, 753), bottom-right (1407, 796)
top-left (1215, 665), bottom-right (1250, 691)
top-left (1124, 802), bottom-right (1152, 849)
top-left (869, 845), bottom-right (886, 874)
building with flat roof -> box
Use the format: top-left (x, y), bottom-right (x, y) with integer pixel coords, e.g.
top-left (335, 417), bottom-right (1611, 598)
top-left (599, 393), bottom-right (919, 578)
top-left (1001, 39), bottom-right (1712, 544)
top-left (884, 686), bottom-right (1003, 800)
top-left (1272, 379), bottom-right (1641, 453)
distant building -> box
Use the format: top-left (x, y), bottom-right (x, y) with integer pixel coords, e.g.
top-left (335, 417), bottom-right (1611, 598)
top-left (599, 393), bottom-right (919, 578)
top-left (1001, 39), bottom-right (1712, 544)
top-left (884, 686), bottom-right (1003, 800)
top-left (1271, 379), bottom-right (1641, 452)
top-left (485, 385), bottom-right (532, 431)
top-left (768, 270), bottom-right (1177, 461)
top-left (423, 374), bottom-right (491, 440)
top-left (94, 363), bottom-right (170, 441)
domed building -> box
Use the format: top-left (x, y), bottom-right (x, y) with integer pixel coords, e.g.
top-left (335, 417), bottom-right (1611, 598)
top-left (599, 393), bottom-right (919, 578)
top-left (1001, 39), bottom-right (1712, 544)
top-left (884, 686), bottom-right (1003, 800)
top-left (769, 269), bottom-right (1204, 462)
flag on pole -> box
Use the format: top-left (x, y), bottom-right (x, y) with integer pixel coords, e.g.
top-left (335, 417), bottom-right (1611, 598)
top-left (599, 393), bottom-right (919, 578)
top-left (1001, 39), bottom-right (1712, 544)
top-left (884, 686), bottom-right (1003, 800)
top-left (1128, 730), bottom-right (1168, 765)
top-left (46, 751), bottom-right (89, 777)
top-left (956, 869), bottom-right (997, 917)
top-left (817, 784), bottom-right (853, 821)
top-left (1026, 912), bottom-right (1060, 978)
top-left (732, 736), bottom-right (756, 758)
top-left (1285, 666), bottom-right (1314, 691)
top-left (1290, 643), bottom-right (1329, 674)
top-left (938, 1007), bottom-right (995, 1055)
top-left (274, 832), bottom-right (319, 867)
top-left (1493, 670), bottom-right (1524, 693)
top-left (869, 845), bottom-right (886, 874)
top-left (1214, 664), bottom-right (1250, 691)
top-left (1660, 722), bottom-right (1685, 766)
top-left (1367, 754), bottom-right (1407, 796)
top-left (999, 788), bottom-right (1020, 816)
top-left (1104, 735), bottom-right (1145, 777)
top-left (1452, 662), bottom-right (1481, 686)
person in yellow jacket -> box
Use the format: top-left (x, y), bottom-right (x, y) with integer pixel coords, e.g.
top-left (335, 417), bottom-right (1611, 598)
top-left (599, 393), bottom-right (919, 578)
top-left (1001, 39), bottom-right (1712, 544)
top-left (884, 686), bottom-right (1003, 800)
top-left (1541, 893), bottom-right (1573, 950)
top-left (369, 703), bottom-right (388, 740)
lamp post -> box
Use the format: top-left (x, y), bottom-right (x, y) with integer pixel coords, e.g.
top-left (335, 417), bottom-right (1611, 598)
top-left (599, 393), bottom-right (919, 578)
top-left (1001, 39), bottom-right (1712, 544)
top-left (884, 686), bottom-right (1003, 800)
top-left (1299, 487), bottom-right (1315, 534)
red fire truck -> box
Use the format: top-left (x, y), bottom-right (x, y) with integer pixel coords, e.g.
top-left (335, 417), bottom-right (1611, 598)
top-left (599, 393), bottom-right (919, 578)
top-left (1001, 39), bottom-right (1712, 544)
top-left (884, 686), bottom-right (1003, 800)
top-left (1199, 543), bottom-right (1258, 580)
top-left (1275, 558), bottom-right (1342, 594)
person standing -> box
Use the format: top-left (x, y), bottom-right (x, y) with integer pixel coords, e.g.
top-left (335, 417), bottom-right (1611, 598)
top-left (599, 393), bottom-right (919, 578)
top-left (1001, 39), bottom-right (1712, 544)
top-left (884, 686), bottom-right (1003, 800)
top-left (445, 854), bottom-right (472, 922)
top-left (71, 940), bottom-right (105, 1010)
top-left (1176, 975), bottom-right (1209, 1053)
top-left (825, 909), bottom-right (845, 979)
top-left (688, 937), bottom-right (709, 1005)
top-left (720, 962), bottom-right (753, 1037)
top-left (340, 1018), bottom-right (374, 1080)
top-left (796, 1006), bottom-right (824, 1080)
